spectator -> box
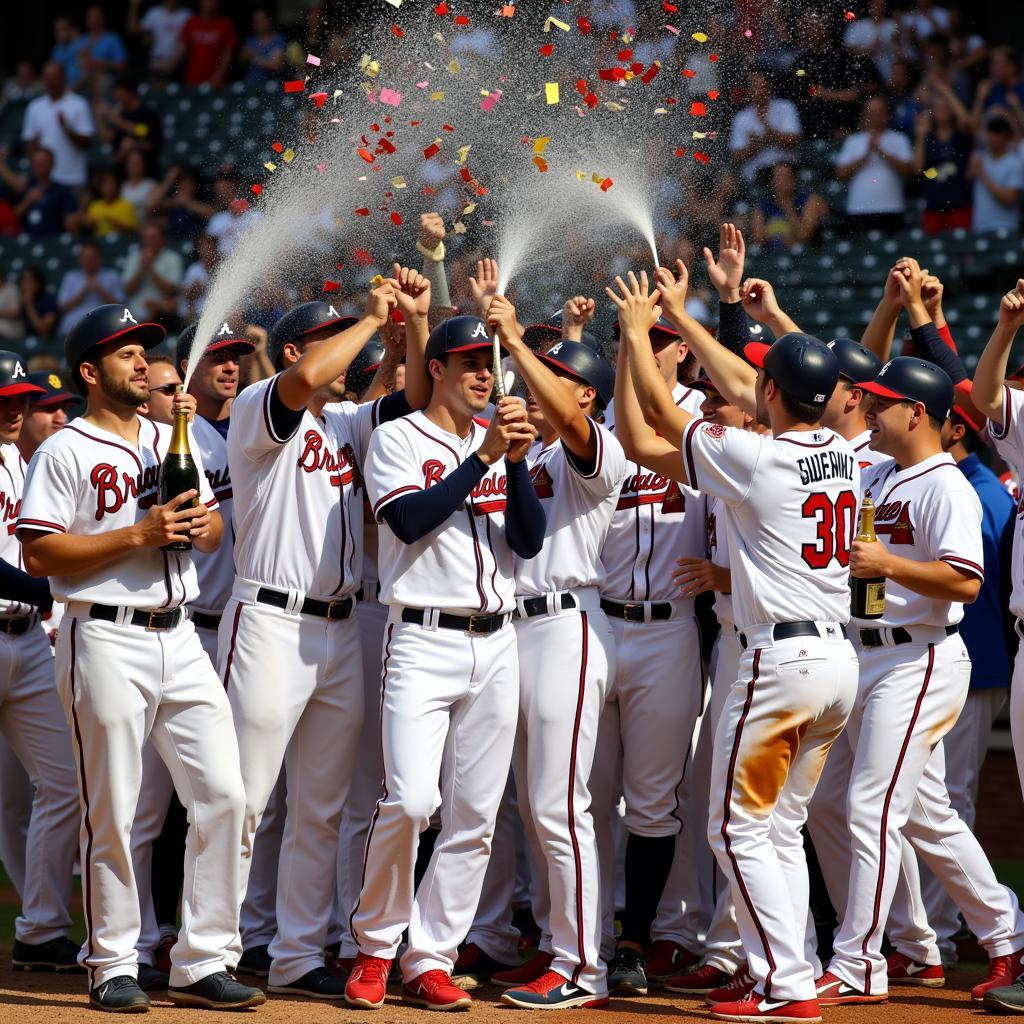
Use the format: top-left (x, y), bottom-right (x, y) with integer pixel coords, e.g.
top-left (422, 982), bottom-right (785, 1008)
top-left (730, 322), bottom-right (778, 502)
top-left (751, 162), bottom-right (828, 248)
top-left (239, 9), bottom-right (286, 85)
top-left (946, 9), bottom-right (988, 86)
top-left (16, 267), bottom-right (59, 340)
top-left (96, 77), bottom-right (162, 176)
top-left (74, 6), bottom-right (128, 100)
top-left (0, 193), bottom-right (19, 236)
top-left (179, 233), bottom-right (218, 321)
top-left (0, 146), bottom-right (78, 236)
top-left (82, 168), bottom-right (138, 236)
top-left (2, 61), bottom-right (42, 106)
top-left (148, 165), bottom-right (213, 241)
top-left (729, 67), bottom-right (802, 184)
top-left (887, 57), bottom-right (921, 138)
top-left (968, 114), bottom-right (1024, 234)
top-left (285, 4), bottom-right (327, 71)
top-left (127, 0), bottom-right (193, 85)
top-left (914, 93), bottom-right (973, 235)
top-left (57, 240), bottom-right (126, 334)
top-left (915, 32), bottom-right (972, 107)
top-left (835, 93), bottom-right (914, 233)
top-left (22, 62), bottom-right (94, 192)
top-left (50, 17), bottom-right (83, 90)
top-left (177, 0), bottom-right (237, 89)
top-left (844, 0), bottom-right (900, 80)
top-left (973, 46), bottom-right (1024, 134)
top-left (206, 174), bottom-right (260, 255)
top-left (899, 0), bottom-right (951, 58)
top-left (794, 10), bottom-right (879, 139)
top-left (122, 221), bottom-right (184, 321)
top-left (121, 149), bottom-right (156, 225)
top-left (0, 272), bottom-right (21, 340)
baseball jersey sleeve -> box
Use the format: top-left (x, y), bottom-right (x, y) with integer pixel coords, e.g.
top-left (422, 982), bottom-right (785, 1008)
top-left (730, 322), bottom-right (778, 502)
top-left (16, 449), bottom-right (78, 537)
top-left (990, 385), bottom-right (1024, 473)
top-left (229, 376), bottom-right (302, 459)
top-left (922, 485), bottom-right (985, 582)
top-left (562, 421), bottom-right (627, 499)
top-left (366, 424), bottom-right (420, 522)
top-left (682, 419), bottom-right (762, 505)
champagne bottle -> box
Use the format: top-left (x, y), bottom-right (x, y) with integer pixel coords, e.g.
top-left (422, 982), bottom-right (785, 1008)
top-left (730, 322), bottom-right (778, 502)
top-left (851, 494), bottom-right (886, 619)
top-left (158, 387), bottom-right (199, 552)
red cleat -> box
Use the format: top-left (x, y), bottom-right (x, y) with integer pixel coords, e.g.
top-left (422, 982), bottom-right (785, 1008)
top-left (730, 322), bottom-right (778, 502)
top-left (665, 962), bottom-right (734, 995)
top-left (401, 970), bottom-right (472, 1010)
top-left (707, 964), bottom-right (757, 1005)
top-left (344, 953), bottom-right (392, 1009)
top-left (815, 971), bottom-right (887, 1005)
top-left (886, 951), bottom-right (944, 988)
top-left (646, 940), bottom-right (700, 983)
top-left (972, 948), bottom-right (1024, 1003)
top-left (711, 995), bottom-right (822, 1022)
top-left (491, 950), bottom-right (554, 989)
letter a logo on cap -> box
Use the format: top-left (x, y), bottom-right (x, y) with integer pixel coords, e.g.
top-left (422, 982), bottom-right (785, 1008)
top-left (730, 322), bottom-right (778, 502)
top-left (119, 308), bottom-right (138, 325)
top-left (471, 321), bottom-right (488, 339)
top-left (328, 305), bottom-right (340, 319)
top-left (12, 361), bottom-right (24, 379)
top-left (218, 321), bottom-right (232, 336)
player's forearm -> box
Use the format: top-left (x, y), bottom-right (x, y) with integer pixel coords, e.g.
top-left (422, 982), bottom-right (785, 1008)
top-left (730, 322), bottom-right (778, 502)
top-left (883, 555), bottom-right (982, 603)
top-left (504, 459), bottom-right (546, 559)
top-left (380, 455), bottom-right (488, 544)
top-left (622, 327), bottom-right (690, 448)
top-left (861, 296), bottom-right (901, 360)
top-left (910, 321), bottom-right (967, 384)
top-left (420, 254), bottom-right (451, 310)
top-left (973, 321), bottom-right (1017, 422)
top-left (717, 300), bottom-right (752, 357)
top-left (362, 348), bottom-right (400, 402)
top-left (402, 316), bottom-right (431, 410)
top-left (192, 511), bottom-right (223, 554)
top-left (22, 526), bottom-right (146, 578)
top-left (276, 316), bottom-right (378, 410)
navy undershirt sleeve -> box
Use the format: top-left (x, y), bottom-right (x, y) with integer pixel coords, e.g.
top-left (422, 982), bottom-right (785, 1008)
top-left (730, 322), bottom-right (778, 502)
top-left (376, 391), bottom-right (412, 424)
top-left (267, 377), bottom-right (305, 440)
top-left (910, 322), bottom-right (968, 385)
top-left (717, 300), bottom-right (751, 357)
top-left (0, 561), bottom-right (52, 612)
top-left (504, 459), bottom-right (546, 558)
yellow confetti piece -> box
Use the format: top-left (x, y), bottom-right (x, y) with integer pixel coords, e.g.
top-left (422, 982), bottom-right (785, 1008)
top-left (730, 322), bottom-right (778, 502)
top-left (691, 31), bottom-right (709, 43)
top-left (133, 123), bottom-right (149, 138)
top-left (463, 202), bottom-right (477, 215)
top-left (432, 32), bottom-right (445, 44)
top-left (533, 137), bottom-right (550, 154)
top-left (430, 91), bottom-right (445, 101)
top-left (575, 170), bottom-right (586, 181)
top-left (447, 60), bottom-right (461, 74)
top-left (591, 172), bottom-right (603, 184)
top-left (604, 101), bottom-right (625, 112)
top-left (392, 176), bottom-right (407, 188)
top-left (545, 82), bottom-right (560, 104)
top-left (621, 31), bottom-right (634, 44)
top-left (544, 16), bottom-right (570, 32)
top-left (282, 149), bottom-right (295, 163)
top-left (924, 167), bottom-right (938, 179)
top-left (692, 131), bottom-right (707, 139)
top-left (370, 274), bottom-right (385, 285)
top-left (263, 161), bottom-right (277, 172)
top-left (452, 221), bottom-right (467, 234)
top-left (654, 107), bottom-right (668, 115)
top-left (795, 68), bottom-right (806, 77)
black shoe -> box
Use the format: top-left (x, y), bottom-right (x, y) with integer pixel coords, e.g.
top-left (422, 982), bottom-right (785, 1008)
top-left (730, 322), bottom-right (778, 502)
top-left (237, 944), bottom-right (272, 977)
top-left (609, 947), bottom-right (648, 996)
top-left (12, 936), bottom-right (84, 973)
top-left (267, 965), bottom-right (347, 1000)
top-left (89, 975), bottom-right (151, 1013)
top-left (985, 976), bottom-right (1024, 1014)
top-left (136, 963), bottom-right (170, 992)
top-left (168, 970), bottom-right (266, 1010)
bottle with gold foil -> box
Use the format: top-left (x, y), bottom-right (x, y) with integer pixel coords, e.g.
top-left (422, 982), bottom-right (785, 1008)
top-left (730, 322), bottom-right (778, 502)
top-left (851, 493), bottom-right (886, 618)
top-left (158, 386), bottom-right (199, 551)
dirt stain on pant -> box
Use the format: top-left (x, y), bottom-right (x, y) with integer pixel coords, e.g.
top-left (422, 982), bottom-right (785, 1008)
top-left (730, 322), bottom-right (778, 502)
top-left (734, 712), bottom-right (812, 815)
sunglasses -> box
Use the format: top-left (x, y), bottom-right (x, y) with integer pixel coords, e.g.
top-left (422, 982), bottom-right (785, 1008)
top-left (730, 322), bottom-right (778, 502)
top-left (149, 384), bottom-right (179, 396)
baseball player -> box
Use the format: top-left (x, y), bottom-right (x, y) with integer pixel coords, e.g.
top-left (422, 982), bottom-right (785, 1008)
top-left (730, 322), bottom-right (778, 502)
top-left (17, 303), bottom-right (263, 1012)
top-left (344, 315), bottom-right (545, 1012)
top-left (587, 315), bottom-right (705, 997)
top-left (817, 353), bottom-right (1024, 1007)
top-left (483, 299), bottom-right (627, 1009)
top-left (129, 319), bottom-right (254, 984)
top-left (611, 267), bottom-right (860, 1024)
top-left (222, 271), bottom-right (428, 999)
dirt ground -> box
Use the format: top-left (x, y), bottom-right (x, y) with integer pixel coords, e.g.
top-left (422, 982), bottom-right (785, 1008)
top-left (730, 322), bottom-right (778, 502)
top-left (0, 962), bottom-right (1003, 1024)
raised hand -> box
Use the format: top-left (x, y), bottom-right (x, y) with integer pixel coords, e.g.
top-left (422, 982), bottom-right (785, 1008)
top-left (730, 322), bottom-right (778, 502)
top-left (486, 294), bottom-right (521, 344)
top-left (388, 263), bottom-right (431, 320)
top-left (366, 280), bottom-right (398, 328)
top-left (563, 295), bottom-right (596, 336)
top-left (999, 279), bottom-right (1024, 331)
top-left (703, 223), bottom-right (746, 301)
top-left (469, 258), bottom-right (500, 318)
top-left (921, 272), bottom-right (944, 322)
top-left (652, 260), bottom-right (689, 322)
top-left (893, 256), bottom-right (925, 309)
top-left (740, 278), bottom-right (782, 324)
top-left (418, 211), bottom-right (446, 252)
top-left (605, 270), bottom-right (664, 338)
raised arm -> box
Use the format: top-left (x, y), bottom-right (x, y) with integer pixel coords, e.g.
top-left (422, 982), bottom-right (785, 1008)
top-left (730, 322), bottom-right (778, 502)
top-left (562, 296), bottom-right (596, 342)
top-left (860, 265), bottom-right (904, 360)
top-left (739, 277), bottom-right (800, 336)
top-left (469, 257), bottom-right (499, 320)
top-left (973, 280), bottom-right (1024, 425)
top-left (386, 263), bottom-right (431, 410)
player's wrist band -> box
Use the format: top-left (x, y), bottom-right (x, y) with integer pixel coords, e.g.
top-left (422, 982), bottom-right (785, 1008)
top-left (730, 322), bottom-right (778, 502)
top-left (416, 239), bottom-right (446, 263)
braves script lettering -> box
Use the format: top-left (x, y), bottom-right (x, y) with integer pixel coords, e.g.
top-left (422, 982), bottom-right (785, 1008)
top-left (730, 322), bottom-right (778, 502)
top-left (874, 499), bottom-right (915, 544)
top-left (0, 488), bottom-right (20, 536)
top-left (296, 430), bottom-right (358, 489)
top-left (90, 463), bottom-right (160, 519)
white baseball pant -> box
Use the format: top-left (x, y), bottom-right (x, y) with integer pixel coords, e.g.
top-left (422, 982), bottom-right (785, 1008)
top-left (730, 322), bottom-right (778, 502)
top-left (220, 594), bottom-right (363, 987)
top-left (830, 633), bottom-right (1024, 996)
top-left (0, 734), bottom-right (32, 898)
top-left (238, 772), bottom-right (285, 951)
top-left (56, 610), bottom-right (244, 988)
top-left (1013, 630), bottom-right (1024, 817)
top-left (709, 626), bottom-right (858, 1003)
top-left (350, 613), bottom-right (518, 980)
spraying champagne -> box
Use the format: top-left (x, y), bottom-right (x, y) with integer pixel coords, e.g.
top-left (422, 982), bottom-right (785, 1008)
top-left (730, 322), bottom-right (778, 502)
top-left (158, 386), bottom-right (200, 551)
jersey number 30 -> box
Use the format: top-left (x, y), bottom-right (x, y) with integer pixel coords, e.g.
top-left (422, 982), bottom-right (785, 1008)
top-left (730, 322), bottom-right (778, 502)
top-left (801, 491), bottom-right (857, 569)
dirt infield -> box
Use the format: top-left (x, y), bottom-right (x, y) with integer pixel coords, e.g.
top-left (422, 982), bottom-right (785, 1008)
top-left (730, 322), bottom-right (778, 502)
top-left (0, 959), bottom-right (1003, 1024)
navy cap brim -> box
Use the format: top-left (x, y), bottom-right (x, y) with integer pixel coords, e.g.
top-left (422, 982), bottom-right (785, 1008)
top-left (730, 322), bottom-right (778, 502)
top-left (93, 321), bottom-right (167, 353)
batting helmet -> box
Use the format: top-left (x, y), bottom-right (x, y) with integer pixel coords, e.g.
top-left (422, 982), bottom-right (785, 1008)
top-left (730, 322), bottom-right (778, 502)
top-left (65, 304), bottom-right (166, 377)
top-left (425, 315), bottom-right (497, 365)
top-left (859, 356), bottom-right (953, 422)
top-left (745, 333), bottom-right (839, 405)
top-left (347, 338), bottom-right (387, 397)
top-left (0, 354), bottom-right (44, 398)
top-left (538, 340), bottom-right (615, 407)
top-left (269, 302), bottom-right (354, 365)
top-left (827, 337), bottom-right (882, 385)
top-left (176, 319), bottom-right (255, 371)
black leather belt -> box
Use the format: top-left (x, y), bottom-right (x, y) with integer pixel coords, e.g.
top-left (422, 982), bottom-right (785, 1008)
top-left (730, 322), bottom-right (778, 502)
top-left (0, 615), bottom-right (36, 635)
top-left (739, 621), bottom-right (846, 651)
top-left (860, 624), bottom-right (957, 648)
top-left (517, 593), bottom-right (577, 618)
top-left (89, 604), bottom-right (184, 631)
top-left (256, 587), bottom-right (357, 621)
top-left (401, 608), bottom-right (508, 635)
top-left (191, 611), bottom-right (222, 631)
top-left (601, 598), bottom-right (672, 622)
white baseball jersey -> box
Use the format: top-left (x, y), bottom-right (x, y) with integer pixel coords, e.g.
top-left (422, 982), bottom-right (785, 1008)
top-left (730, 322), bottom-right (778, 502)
top-left (514, 422), bottom-right (626, 597)
top-left (0, 444), bottom-right (33, 617)
top-left (16, 417), bottom-right (217, 609)
top-left (854, 453), bottom-right (984, 630)
top-left (367, 410), bottom-right (516, 614)
top-left (190, 415), bottom-right (234, 615)
top-left (849, 428), bottom-right (887, 469)
top-left (601, 384), bottom-right (706, 604)
top-left (228, 375), bottom-right (392, 599)
top-left (682, 422), bottom-right (860, 627)
top-left (988, 386), bottom-right (1024, 618)
top-left (706, 493), bottom-right (735, 627)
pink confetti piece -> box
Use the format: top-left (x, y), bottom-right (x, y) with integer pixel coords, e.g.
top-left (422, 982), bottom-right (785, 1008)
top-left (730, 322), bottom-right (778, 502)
top-left (416, 81), bottom-right (428, 88)
top-left (662, 24), bottom-right (680, 35)
top-left (306, 54), bottom-right (321, 66)
top-left (480, 90), bottom-right (503, 112)
top-left (379, 88), bottom-right (403, 106)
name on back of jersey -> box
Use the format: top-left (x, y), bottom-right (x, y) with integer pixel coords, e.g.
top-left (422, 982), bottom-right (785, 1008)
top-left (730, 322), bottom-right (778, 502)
top-left (797, 451), bottom-right (856, 487)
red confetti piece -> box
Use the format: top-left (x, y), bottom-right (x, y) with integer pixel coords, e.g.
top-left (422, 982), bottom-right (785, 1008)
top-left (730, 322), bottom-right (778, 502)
top-left (378, 138), bottom-right (396, 154)
top-left (323, 280), bottom-right (340, 292)
top-left (682, 69), bottom-right (696, 79)
top-left (391, 211), bottom-right (403, 226)
top-left (674, 148), bottom-right (687, 157)
top-left (271, 140), bottom-right (284, 152)
top-left (577, 17), bottom-right (591, 34)
top-left (250, 183), bottom-right (262, 195)
top-left (599, 67), bottom-right (626, 82)
top-left (433, 1), bottom-right (448, 14)
top-left (391, 24), bottom-right (404, 37)
top-left (336, 262), bottom-right (344, 270)
top-left (663, 1), bottom-right (678, 11)
top-left (665, 97), bottom-right (678, 105)
top-left (576, 79), bottom-right (589, 95)
top-left (618, 49), bottom-right (633, 61)
top-left (809, 85), bottom-right (817, 95)
top-left (708, 90), bottom-right (720, 100)
top-left (454, 14), bottom-right (470, 26)
top-left (353, 248), bottom-right (374, 265)
top-left (459, 167), bottom-right (473, 182)
top-left (630, 62), bottom-right (644, 76)
top-left (533, 156), bottom-right (549, 173)
top-left (694, 152), bottom-right (710, 164)
top-left (283, 80), bottom-right (305, 93)
top-left (710, 53), bottom-right (719, 62)
top-left (690, 101), bottom-right (707, 116)
top-left (355, 208), bottom-right (371, 216)
top-left (310, 92), bottom-right (328, 107)
top-left (442, 123), bottom-right (455, 131)
top-left (423, 143), bottom-right (440, 159)
top-left (584, 92), bottom-right (599, 109)
top-left (844, 10), bottom-right (856, 20)
top-left (358, 148), bottom-right (375, 163)
top-left (410, 120), bottom-right (421, 127)
top-left (600, 177), bottom-right (614, 192)
top-left (641, 62), bottom-right (661, 84)
top-left (539, 43), bottom-right (554, 56)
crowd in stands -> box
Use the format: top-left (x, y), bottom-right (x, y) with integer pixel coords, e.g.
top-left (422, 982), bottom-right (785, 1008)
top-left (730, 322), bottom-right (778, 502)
top-left (0, 1), bottom-right (1018, 354)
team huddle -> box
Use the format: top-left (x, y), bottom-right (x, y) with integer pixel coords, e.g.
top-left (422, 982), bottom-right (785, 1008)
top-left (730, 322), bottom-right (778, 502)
top-left (2, 216), bottom-right (1024, 1022)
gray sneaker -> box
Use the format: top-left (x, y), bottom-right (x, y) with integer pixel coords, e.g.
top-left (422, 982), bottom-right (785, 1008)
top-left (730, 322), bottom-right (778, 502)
top-left (89, 975), bottom-right (151, 1013)
top-left (985, 976), bottom-right (1024, 1015)
top-left (609, 948), bottom-right (648, 996)
top-left (237, 944), bottom-right (272, 977)
top-left (12, 936), bottom-right (84, 973)
top-left (268, 965), bottom-right (347, 1000)
top-left (168, 970), bottom-right (266, 1010)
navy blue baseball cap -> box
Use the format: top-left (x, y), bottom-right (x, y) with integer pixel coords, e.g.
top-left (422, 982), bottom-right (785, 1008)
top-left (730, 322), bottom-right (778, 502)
top-left (827, 337), bottom-right (882, 385)
top-left (745, 333), bottom-right (839, 405)
top-left (859, 357), bottom-right (953, 422)
top-left (425, 315), bottom-right (503, 365)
